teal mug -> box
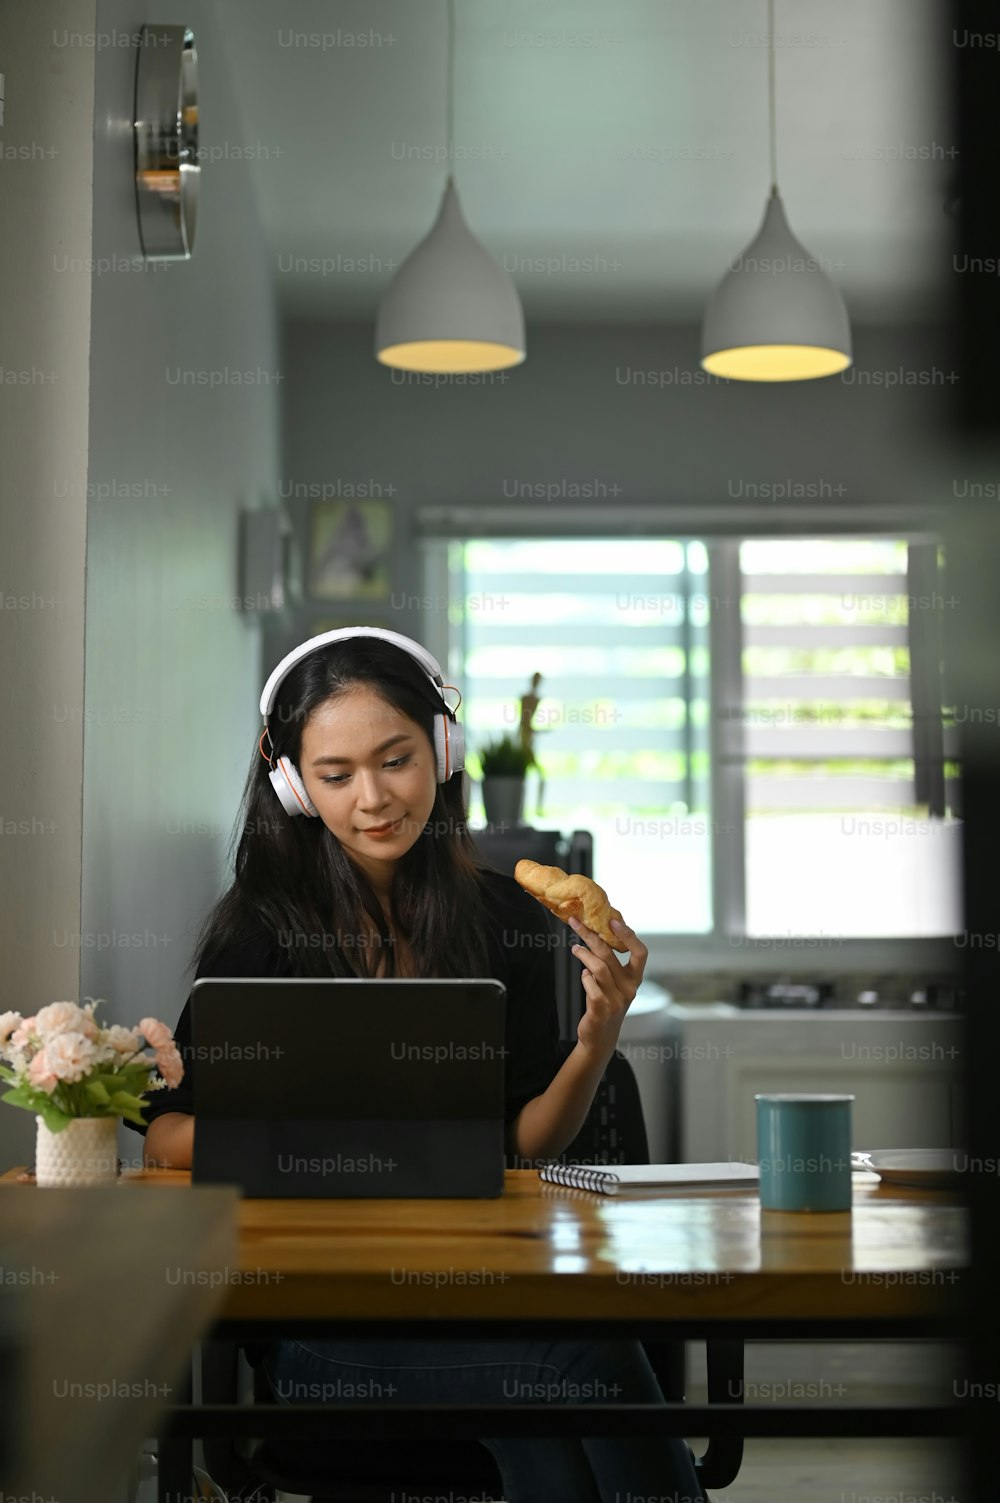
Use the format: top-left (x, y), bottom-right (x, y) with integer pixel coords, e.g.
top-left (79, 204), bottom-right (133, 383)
top-left (755, 1093), bottom-right (855, 1212)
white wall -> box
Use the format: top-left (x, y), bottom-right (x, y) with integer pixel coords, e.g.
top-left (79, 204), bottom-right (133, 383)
top-left (283, 319), bottom-right (951, 503)
top-left (0, 0), bottom-right (98, 1172)
top-left (78, 0), bottom-right (282, 1168)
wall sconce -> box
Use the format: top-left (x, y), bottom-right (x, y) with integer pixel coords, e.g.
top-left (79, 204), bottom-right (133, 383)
top-left (133, 25), bottom-right (199, 260)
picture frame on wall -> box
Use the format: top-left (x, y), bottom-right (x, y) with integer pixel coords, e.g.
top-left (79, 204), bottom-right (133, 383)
top-left (307, 498), bottom-right (393, 602)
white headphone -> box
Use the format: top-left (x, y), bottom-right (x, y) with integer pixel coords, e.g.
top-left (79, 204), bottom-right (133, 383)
top-left (258, 627), bottom-right (466, 818)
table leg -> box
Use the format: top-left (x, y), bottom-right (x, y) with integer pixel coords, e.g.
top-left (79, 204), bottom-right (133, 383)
top-left (158, 1358), bottom-right (194, 1503)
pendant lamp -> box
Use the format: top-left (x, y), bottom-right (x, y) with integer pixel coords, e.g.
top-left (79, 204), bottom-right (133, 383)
top-left (375, 0), bottom-right (525, 373)
top-left (701, 0), bottom-right (851, 381)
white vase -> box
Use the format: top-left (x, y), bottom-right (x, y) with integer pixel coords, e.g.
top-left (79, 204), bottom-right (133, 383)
top-left (35, 1115), bottom-right (119, 1187)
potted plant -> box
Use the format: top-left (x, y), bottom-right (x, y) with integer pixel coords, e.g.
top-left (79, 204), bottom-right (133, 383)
top-left (0, 999), bottom-right (183, 1186)
top-left (478, 733), bottom-right (532, 828)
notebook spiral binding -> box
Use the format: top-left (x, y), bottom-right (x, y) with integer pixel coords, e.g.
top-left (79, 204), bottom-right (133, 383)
top-left (540, 1163), bottom-right (615, 1191)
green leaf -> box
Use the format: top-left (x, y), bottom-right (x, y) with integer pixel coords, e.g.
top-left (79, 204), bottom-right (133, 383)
top-left (1, 1086), bottom-right (34, 1111)
top-left (84, 1079), bottom-right (111, 1104)
top-left (108, 1091), bottom-right (146, 1112)
top-left (37, 1103), bottom-right (73, 1132)
top-left (478, 734), bottom-right (533, 776)
top-left (93, 1071), bottom-right (132, 1094)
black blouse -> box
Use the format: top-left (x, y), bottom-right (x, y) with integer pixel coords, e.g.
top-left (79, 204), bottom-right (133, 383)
top-left (125, 869), bottom-right (563, 1139)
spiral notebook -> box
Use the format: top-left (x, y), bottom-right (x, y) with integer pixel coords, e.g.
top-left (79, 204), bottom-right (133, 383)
top-left (538, 1161), bottom-right (760, 1195)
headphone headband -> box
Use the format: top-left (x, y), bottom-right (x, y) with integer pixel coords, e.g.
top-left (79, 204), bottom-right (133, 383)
top-left (259, 627), bottom-right (451, 723)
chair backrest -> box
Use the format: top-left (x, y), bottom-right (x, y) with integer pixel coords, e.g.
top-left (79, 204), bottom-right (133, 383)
top-left (472, 827), bottom-right (595, 1039)
top-left (552, 1039), bottom-right (651, 1166)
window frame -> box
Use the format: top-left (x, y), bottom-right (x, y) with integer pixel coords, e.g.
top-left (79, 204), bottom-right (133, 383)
top-left (416, 514), bottom-right (960, 978)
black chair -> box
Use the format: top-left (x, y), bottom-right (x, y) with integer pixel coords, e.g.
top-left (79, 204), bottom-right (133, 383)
top-left (193, 1043), bottom-right (744, 1502)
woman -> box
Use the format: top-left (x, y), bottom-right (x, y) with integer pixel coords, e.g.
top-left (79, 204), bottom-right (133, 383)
top-left (127, 627), bottom-right (707, 1503)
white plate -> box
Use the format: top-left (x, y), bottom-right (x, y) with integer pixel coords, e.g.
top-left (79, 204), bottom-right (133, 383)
top-left (851, 1149), bottom-right (964, 1188)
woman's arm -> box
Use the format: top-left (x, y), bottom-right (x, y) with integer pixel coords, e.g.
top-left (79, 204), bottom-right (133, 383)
top-left (511, 911), bottom-right (648, 1163)
top-left (144, 1112), bottom-right (195, 1169)
top-left (508, 1039), bottom-right (618, 1162)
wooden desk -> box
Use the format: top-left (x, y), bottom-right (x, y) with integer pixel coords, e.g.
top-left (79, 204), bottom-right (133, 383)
top-left (2, 1166), bottom-right (968, 1469)
top-left (3, 1165), bottom-right (965, 1331)
top-left (72, 1160), bottom-right (968, 1340)
top-left (101, 1166), bottom-right (967, 1329)
top-left (0, 1182), bottom-right (238, 1503)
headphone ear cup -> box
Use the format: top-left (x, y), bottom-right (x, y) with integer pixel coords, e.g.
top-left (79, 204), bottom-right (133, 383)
top-left (433, 714), bottom-right (465, 783)
top-left (270, 757), bottom-right (319, 818)
top-left (450, 718), bottom-right (466, 778)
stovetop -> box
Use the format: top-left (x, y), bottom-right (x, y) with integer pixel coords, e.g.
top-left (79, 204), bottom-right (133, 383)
top-left (736, 981), bottom-right (963, 1012)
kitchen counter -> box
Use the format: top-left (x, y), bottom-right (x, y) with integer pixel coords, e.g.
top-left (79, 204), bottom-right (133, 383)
top-left (619, 998), bottom-right (961, 1162)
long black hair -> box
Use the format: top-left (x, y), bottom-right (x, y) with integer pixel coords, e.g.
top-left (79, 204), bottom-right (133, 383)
top-left (189, 635), bottom-right (499, 980)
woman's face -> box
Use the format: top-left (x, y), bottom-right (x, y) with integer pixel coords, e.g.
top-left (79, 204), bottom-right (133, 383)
top-left (297, 685), bottom-right (438, 890)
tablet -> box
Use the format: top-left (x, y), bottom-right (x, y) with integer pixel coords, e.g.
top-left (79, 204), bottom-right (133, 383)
top-left (189, 977), bottom-right (507, 1198)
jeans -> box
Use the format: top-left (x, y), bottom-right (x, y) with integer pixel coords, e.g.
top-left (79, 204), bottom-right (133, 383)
top-left (260, 1335), bottom-right (708, 1503)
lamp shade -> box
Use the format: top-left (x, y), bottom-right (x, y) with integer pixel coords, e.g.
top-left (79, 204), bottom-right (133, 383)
top-left (375, 181), bottom-right (525, 373)
top-left (701, 188), bottom-right (851, 381)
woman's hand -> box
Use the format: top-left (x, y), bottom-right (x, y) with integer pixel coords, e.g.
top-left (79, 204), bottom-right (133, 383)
top-left (568, 913), bottom-right (647, 1058)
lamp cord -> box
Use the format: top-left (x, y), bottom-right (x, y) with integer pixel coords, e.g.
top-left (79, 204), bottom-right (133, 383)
top-left (768, 0), bottom-right (778, 193)
top-left (445, 0), bottom-right (455, 188)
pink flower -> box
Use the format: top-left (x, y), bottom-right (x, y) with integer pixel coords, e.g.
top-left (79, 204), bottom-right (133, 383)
top-left (36, 1002), bottom-right (93, 1042)
top-left (10, 1016), bottom-right (37, 1051)
top-left (45, 1031), bottom-right (98, 1083)
top-left (27, 1049), bottom-right (58, 1094)
top-left (0, 1011), bottom-right (22, 1049)
top-left (154, 1042), bottom-right (184, 1089)
top-left (139, 1017), bottom-right (172, 1050)
top-left (104, 1024), bottom-right (142, 1056)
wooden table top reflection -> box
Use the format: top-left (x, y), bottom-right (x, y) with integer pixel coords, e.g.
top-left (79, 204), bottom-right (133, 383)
top-left (102, 1166), bottom-right (967, 1324)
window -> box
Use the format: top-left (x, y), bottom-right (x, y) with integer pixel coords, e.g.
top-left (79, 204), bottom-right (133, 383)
top-left (424, 531), bottom-right (960, 944)
top-left (735, 538), bottom-right (960, 938)
top-left (443, 538), bottom-right (711, 935)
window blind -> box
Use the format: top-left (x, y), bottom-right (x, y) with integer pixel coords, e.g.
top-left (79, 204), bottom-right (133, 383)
top-left (737, 539), bottom-right (957, 815)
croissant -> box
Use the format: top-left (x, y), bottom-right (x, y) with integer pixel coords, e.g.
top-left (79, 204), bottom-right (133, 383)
top-left (513, 859), bottom-right (629, 952)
